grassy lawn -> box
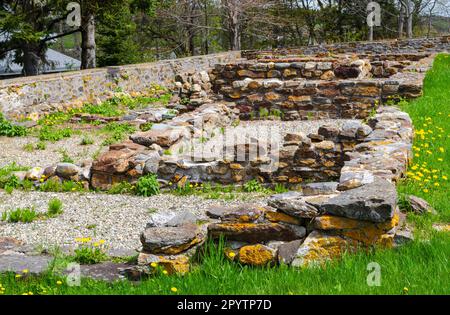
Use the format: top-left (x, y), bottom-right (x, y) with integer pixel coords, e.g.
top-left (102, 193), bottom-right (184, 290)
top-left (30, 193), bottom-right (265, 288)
top-left (1, 55), bottom-right (449, 296)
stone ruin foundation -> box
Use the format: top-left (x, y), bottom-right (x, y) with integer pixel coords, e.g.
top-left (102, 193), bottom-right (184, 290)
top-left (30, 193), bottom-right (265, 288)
top-left (14, 39), bottom-right (445, 274)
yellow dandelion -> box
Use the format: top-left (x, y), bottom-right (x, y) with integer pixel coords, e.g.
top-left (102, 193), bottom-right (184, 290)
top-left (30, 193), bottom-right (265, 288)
top-left (150, 262), bottom-right (158, 268)
top-left (423, 189), bottom-right (429, 193)
top-left (439, 147), bottom-right (445, 153)
top-left (228, 252), bottom-right (236, 258)
top-left (163, 270), bottom-right (168, 275)
top-left (56, 280), bottom-right (63, 285)
top-left (171, 287), bottom-right (178, 293)
top-left (22, 269), bottom-right (29, 274)
top-left (443, 176), bottom-right (448, 180)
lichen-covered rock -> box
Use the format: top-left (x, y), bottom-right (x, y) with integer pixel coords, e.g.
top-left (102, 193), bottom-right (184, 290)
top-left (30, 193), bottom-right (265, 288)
top-left (315, 177), bottom-right (397, 223)
top-left (313, 212), bottom-right (400, 245)
top-left (291, 231), bottom-right (359, 267)
top-left (130, 128), bottom-right (186, 147)
top-left (208, 222), bottom-right (306, 243)
top-left (206, 204), bottom-right (266, 222)
top-left (277, 239), bottom-right (303, 265)
top-left (302, 182), bottom-right (338, 196)
top-left (137, 252), bottom-right (190, 275)
top-left (268, 197), bottom-right (320, 219)
top-left (55, 163), bottom-right (80, 179)
top-left (140, 223), bottom-right (203, 255)
top-left (238, 244), bottom-right (277, 266)
top-left (264, 210), bottom-right (302, 225)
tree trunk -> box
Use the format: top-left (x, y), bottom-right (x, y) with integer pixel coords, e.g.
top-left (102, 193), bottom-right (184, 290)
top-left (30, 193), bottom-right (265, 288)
top-left (398, 4), bottom-right (405, 38)
top-left (405, 0), bottom-right (413, 39)
top-left (81, 11), bottom-right (96, 69)
top-left (22, 46), bottom-right (41, 76)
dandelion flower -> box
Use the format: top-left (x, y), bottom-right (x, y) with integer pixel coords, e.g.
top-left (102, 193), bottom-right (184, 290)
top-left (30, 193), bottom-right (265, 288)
top-left (150, 262), bottom-right (158, 268)
top-left (56, 280), bottom-right (63, 285)
top-left (171, 287), bottom-right (178, 293)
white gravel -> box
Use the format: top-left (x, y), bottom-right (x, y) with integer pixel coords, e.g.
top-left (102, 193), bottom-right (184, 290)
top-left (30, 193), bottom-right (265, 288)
top-left (0, 134), bottom-right (108, 168)
top-left (0, 190), bottom-right (266, 252)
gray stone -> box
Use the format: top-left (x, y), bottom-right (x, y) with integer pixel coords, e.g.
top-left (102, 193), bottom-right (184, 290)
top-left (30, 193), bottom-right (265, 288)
top-left (277, 239), bottom-right (303, 265)
top-left (268, 191), bottom-right (303, 202)
top-left (76, 262), bottom-right (130, 282)
top-left (268, 197), bottom-right (320, 219)
top-left (206, 204), bottom-right (264, 222)
top-left (165, 211), bottom-right (199, 227)
top-left (394, 228), bottom-right (414, 246)
top-left (302, 182), bottom-right (338, 196)
top-left (55, 163), bottom-right (80, 179)
top-left (0, 254), bottom-right (52, 274)
top-left (140, 223), bottom-right (201, 254)
top-left (407, 195), bottom-right (436, 215)
top-left (316, 177), bottom-right (397, 223)
top-left (143, 151), bottom-right (161, 174)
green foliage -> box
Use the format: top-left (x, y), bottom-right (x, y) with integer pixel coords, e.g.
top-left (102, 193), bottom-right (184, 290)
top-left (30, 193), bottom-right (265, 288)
top-left (47, 198), bottom-right (63, 217)
top-left (135, 174), bottom-right (160, 197)
top-left (1, 207), bottom-right (38, 223)
top-left (23, 143), bottom-right (34, 152)
top-left (80, 136), bottom-right (94, 146)
top-left (59, 149), bottom-right (74, 164)
top-left (101, 122), bottom-right (136, 145)
top-left (38, 126), bottom-right (72, 142)
top-left (243, 179), bottom-right (265, 193)
top-left (36, 141), bottom-right (47, 150)
top-left (140, 122), bottom-right (153, 131)
top-left (0, 114), bottom-right (27, 137)
top-left (107, 182), bottom-right (135, 194)
top-left (73, 243), bottom-right (108, 265)
top-left (274, 183), bottom-right (289, 193)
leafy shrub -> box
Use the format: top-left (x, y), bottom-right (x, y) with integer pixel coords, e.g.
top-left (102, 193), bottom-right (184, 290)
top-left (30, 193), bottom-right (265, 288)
top-left (274, 183), bottom-right (289, 193)
top-left (2, 207), bottom-right (38, 223)
top-left (243, 179), bottom-right (265, 193)
top-left (0, 114), bottom-right (28, 137)
top-left (135, 174), bottom-right (160, 197)
top-left (39, 177), bottom-right (63, 192)
top-left (47, 198), bottom-right (63, 217)
top-left (36, 141), bottom-right (47, 150)
top-left (73, 239), bottom-right (108, 265)
top-left (107, 182), bottom-right (135, 194)
top-left (101, 122), bottom-right (136, 146)
top-left (39, 126), bottom-right (72, 142)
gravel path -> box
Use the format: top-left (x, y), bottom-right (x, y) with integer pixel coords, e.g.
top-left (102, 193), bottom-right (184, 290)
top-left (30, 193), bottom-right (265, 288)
top-left (0, 190), bottom-right (266, 253)
top-left (0, 134), bottom-right (108, 168)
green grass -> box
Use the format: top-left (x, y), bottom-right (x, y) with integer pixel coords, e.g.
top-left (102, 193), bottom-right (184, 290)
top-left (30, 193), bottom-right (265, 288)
top-left (0, 233), bottom-right (448, 295)
top-left (1, 54), bottom-right (449, 296)
top-left (397, 54), bottom-right (450, 223)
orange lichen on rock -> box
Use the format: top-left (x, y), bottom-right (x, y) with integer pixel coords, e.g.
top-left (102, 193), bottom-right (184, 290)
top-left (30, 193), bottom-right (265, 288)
top-left (265, 211), bottom-right (302, 225)
top-left (238, 245), bottom-right (276, 266)
top-left (292, 231), bottom-right (360, 267)
top-left (313, 212), bottom-right (400, 245)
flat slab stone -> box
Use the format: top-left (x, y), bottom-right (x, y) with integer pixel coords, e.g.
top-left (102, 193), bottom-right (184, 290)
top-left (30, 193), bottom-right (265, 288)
top-left (313, 177), bottom-right (397, 223)
top-left (140, 223), bottom-right (202, 254)
top-left (0, 254), bottom-right (52, 274)
top-left (208, 223), bottom-right (306, 243)
top-left (206, 204), bottom-right (265, 222)
top-left (268, 197), bottom-right (320, 219)
top-left (79, 262), bottom-right (131, 282)
top-left (0, 237), bottom-right (23, 254)
top-left (302, 182), bottom-right (338, 196)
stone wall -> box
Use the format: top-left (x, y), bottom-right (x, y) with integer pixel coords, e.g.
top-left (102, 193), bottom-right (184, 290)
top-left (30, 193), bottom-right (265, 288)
top-left (0, 51), bottom-right (241, 117)
top-left (210, 54), bottom-right (433, 120)
top-left (242, 36), bottom-right (450, 59)
top-left (132, 106), bottom-right (414, 274)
